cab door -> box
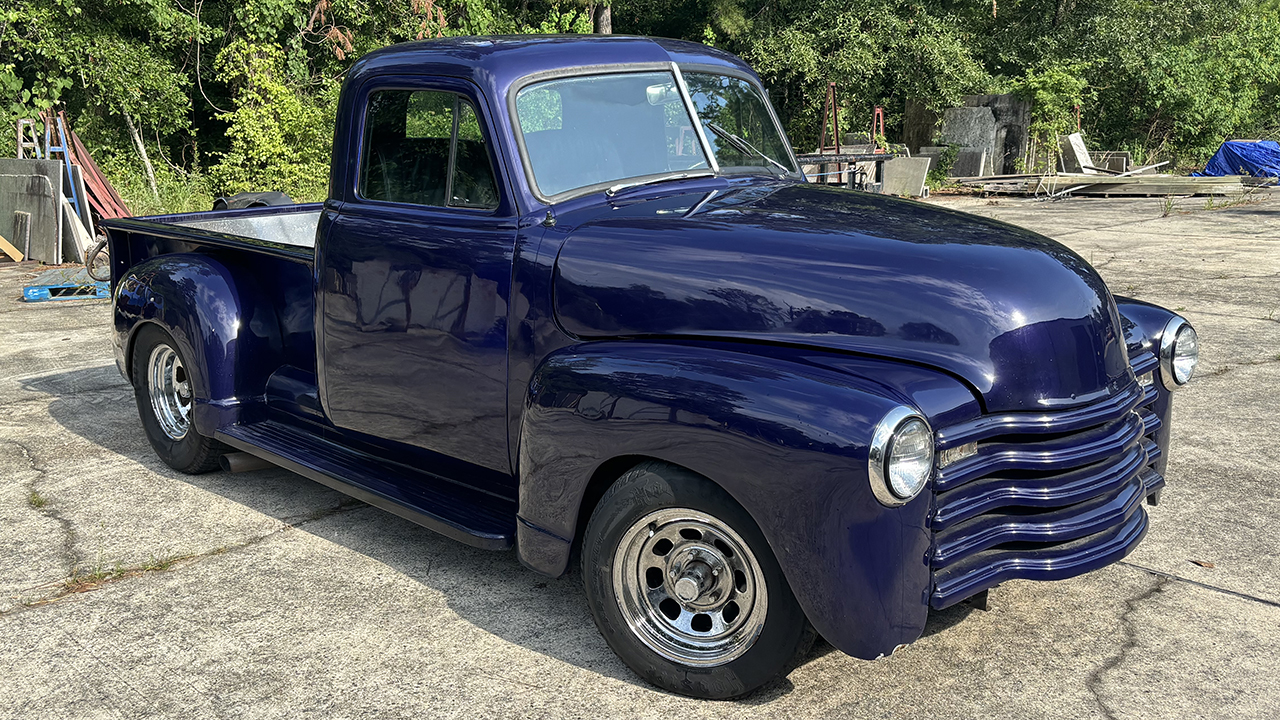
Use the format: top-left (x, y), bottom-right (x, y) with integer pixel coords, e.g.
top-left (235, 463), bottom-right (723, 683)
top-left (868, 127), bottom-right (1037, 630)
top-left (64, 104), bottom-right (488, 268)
top-left (317, 75), bottom-right (518, 482)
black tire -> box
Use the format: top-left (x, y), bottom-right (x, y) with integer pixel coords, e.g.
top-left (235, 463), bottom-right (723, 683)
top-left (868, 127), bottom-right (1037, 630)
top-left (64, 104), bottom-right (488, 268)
top-left (131, 325), bottom-right (225, 474)
top-left (581, 461), bottom-right (814, 699)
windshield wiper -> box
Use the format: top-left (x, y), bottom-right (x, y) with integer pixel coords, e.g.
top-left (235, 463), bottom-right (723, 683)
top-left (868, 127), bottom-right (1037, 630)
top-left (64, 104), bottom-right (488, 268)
top-left (705, 122), bottom-right (791, 176)
top-left (605, 170), bottom-right (715, 197)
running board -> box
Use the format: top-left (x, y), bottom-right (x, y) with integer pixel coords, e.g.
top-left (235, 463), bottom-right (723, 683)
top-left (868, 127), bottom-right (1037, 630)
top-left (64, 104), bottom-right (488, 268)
top-left (216, 420), bottom-right (515, 550)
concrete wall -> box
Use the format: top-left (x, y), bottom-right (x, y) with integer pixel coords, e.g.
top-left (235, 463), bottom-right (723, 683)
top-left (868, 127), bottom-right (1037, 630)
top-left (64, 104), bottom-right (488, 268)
top-left (0, 158), bottom-right (63, 263)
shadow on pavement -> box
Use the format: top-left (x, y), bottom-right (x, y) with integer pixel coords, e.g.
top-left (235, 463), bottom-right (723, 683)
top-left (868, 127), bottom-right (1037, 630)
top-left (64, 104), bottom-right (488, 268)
top-left (26, 362), bottom-right (982, 702)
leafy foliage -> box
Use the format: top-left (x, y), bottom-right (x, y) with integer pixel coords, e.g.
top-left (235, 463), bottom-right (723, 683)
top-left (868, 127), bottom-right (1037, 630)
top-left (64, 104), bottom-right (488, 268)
top-left (0, 0), bottom-right (590, 205)
top-left (618, 0), bottom-right (1280, 167)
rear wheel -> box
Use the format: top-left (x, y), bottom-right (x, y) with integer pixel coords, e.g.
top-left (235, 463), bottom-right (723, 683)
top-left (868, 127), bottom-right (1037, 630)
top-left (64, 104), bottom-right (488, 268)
top-left (582, 461), bottom-right (812, 699)
top-left (131, 325), bottom-right (224, 474)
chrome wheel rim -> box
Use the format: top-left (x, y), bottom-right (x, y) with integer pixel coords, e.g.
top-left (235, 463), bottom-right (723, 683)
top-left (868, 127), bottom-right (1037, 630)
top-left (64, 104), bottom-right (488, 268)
top-left (612, 508), bottom-right (768, 667)
top-left (147, 344), bottom-right (192, 440)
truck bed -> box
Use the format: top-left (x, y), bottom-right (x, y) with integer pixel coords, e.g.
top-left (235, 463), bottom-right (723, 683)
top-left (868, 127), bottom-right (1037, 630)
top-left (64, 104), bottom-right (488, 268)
top-left (118, 203), bottom-right (321, 248)
top-left (164, 205), bottom-right (321, 249)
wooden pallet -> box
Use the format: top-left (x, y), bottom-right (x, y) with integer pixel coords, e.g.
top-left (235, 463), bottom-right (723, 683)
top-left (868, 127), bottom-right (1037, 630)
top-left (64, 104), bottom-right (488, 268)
top-left (22, 280), bottom-right (110, 302)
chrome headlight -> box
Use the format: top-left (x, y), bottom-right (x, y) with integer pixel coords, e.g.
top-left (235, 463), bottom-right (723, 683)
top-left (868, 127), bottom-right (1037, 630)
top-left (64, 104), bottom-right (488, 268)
top-left (1159, 316), bottom-right (1199, 390)
top-left (868, 406), bottom-right (935, 506)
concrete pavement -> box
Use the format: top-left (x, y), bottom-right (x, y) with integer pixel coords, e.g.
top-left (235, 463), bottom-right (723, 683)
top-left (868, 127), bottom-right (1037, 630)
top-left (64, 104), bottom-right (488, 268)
top-left (1, 193), bottom-right (1276, 718)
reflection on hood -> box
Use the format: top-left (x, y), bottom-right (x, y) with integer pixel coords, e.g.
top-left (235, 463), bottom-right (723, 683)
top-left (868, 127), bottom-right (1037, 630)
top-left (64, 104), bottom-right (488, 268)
top-left (552, 182), bottom-right (1130, 412)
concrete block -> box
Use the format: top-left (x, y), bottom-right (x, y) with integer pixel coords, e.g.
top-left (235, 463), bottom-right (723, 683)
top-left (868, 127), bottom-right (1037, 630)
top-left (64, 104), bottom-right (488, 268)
top-left (915, 152), bottom-right (941, 175)
top-left (881, 157), bottom-right (930, 197)
top-left (1060, 133), bottom-right (1096, 174)
top-left (0, 158), bottom-right (63, 263)
top-left (950, 148), bottom-right (988, 178)
top-left (903, 100), bottom-right (940, 154)
top-left (916, 147), bottom-right (952, 175)
top-left (1092, 151), bottom-right (1131, 173)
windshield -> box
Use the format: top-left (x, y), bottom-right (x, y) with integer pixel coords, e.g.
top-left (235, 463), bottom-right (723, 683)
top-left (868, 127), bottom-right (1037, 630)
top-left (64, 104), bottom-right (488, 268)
top-left (515, 71), bottom-right (709, 198)
top-left (682, 72), bottom-right (796, 175)
top-left (514, 69), bottom-right (794, 199)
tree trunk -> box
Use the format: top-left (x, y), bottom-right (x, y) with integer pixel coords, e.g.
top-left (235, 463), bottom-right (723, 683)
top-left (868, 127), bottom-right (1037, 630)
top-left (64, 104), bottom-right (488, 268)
top-left (124, 112), bottom-right (159, 201)
top-left (594, 4), bottom-right (612, 34)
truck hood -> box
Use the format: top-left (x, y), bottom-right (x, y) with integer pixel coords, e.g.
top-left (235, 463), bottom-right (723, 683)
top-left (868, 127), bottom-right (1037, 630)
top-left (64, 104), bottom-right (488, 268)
top-left (551, 181), bottom-right (1132, 413)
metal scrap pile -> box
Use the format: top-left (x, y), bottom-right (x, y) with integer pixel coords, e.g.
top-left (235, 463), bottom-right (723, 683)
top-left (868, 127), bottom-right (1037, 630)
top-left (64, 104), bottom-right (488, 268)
top-left (957, 133), bottom-right (1271, 199)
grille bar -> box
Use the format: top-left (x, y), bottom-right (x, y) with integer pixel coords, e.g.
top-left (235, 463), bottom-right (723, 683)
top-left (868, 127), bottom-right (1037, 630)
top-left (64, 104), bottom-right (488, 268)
top-left (932, 442), bottom-right (1148, 530)
top-left (932, 508), bottom-right (1148, 609)
top-left (933, 475), bottom-right (1145, 568)
top-left (935, 381), bottom-right (1145, 450)
top-left (936, 412), bottom-right (1146, 492)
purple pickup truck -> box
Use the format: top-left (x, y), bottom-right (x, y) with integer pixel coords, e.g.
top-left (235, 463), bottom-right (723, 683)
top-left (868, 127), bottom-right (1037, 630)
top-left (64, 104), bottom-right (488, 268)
top-left (102, 36), bottom-right (1199, 698)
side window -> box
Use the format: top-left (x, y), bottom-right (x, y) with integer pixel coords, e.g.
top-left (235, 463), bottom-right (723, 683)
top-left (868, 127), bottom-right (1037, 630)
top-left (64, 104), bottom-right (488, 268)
top-left (451, 101), bottom-right (499, 209)
top-left (359, 89), bottom-right (499, 210)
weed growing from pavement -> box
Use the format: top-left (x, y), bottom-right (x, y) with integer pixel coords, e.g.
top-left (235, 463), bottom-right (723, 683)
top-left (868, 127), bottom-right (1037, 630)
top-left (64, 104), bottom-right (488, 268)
top-left (1203, 189), bottom-right (1264, 211)
top-left (1160, 195), bottom-right (1177, 217)
top-left (27, 490), bottom-right (45, 509)
top-left (60, 553), bottom-right (194, 595)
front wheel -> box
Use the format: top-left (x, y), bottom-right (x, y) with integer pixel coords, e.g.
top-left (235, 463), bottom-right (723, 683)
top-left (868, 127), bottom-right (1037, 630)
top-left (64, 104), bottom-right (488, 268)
top-left (131, 325), bottom-right (224, 474)
top-left (581, 461), bottom-right (813, 699)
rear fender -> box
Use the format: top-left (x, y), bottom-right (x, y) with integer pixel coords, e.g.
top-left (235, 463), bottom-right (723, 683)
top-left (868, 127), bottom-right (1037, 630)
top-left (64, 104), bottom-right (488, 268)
top-left (115, 254), bottom-right (281, 435)
top-left (516, 341), bottom-right (937, 659)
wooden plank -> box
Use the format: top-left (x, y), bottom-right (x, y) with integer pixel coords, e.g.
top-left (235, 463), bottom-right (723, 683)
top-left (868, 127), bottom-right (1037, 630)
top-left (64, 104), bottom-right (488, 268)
top-left (1041, 161), bottom-right (1173, 199)
top-left (1073, 183), bottom-right (1245, 197)
top-left (0, 231), bottom-right (23, 261)
top-left (60, 197), bottom-right (92, 263)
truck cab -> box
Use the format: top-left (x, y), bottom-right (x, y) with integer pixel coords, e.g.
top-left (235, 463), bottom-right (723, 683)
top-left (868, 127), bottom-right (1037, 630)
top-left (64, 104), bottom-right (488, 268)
top-left (103, 35), bottom-right (1200, 699)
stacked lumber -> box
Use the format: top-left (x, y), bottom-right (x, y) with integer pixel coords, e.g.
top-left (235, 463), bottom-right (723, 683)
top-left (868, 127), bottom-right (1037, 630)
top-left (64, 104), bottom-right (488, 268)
top-left (948, 134), bottom-right (1266, 198)
top-left (973, 174), bottom-right (1249, 197)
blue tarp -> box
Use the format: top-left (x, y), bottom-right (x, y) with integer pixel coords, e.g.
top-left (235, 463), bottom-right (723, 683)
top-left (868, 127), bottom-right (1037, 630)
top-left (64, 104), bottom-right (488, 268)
top-left (1192, 140), bottom-right (1280, 178)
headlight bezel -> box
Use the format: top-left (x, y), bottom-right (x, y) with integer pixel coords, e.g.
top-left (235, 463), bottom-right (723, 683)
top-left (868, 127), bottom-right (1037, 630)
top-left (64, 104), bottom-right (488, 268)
top-left (1158, 316), bottom-right (1198, 390)
top-left (868, 406), bottom-right (935, 507)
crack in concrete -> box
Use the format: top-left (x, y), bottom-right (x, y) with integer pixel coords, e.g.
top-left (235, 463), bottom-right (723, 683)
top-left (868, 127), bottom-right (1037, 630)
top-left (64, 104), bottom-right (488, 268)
top-left (1, 438), bottom-right (81, 576)
top-left (1084, 576), bottom-right (1169, 720)
top-left (0, 497), bottom-right (367, 619)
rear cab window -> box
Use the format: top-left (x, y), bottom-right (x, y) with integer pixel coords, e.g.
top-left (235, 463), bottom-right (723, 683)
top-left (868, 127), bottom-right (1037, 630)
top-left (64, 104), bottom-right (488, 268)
top-left (360, 88), bottom-right (500, 210)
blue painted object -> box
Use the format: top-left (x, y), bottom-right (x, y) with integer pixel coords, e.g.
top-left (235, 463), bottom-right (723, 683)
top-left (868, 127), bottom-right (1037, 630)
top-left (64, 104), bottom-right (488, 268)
top-left (23, 268), bottom-right (109, 302)
top-left (1192, 139), bottom-right (1280, 178)
top-left (23, 281), bottom-right (110, 302)
top-left (100, 36), bottom-right (1196, 691)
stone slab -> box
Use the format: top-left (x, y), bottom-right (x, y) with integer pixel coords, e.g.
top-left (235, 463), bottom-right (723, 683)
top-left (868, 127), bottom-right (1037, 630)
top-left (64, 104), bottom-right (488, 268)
top-left (70, 165), bottom-right (93, 236)
top-left (941, 107), bottom-right (996, 174)
top-left (950, 147), bottom-right (988, 178)
top-left (1060, 133), bottom-right (1096, 174)
top-left (60, 197), bottom-right (92, 263)
top-left (962, 94), bottom-right (1032, 175)
top-left (881, 157), bottom-right (930, 197)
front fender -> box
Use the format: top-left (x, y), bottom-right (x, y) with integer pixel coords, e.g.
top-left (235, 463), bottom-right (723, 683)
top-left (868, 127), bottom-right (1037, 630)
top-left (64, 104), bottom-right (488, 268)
top-left (1114, 296), bottom-right (1179, 474)
top-left (114, 254), bottom-right (278, 435)
top-left (517, 341), bottom-right (954, 659)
